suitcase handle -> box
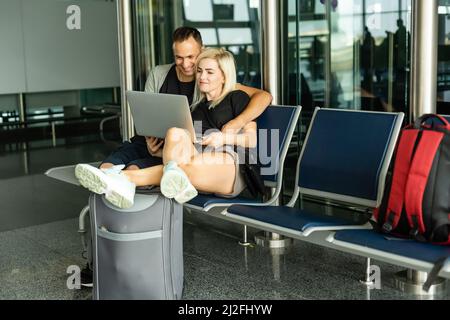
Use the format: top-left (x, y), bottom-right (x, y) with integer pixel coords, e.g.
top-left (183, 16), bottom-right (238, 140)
top-left (97, 227), bottom-right (162, 242)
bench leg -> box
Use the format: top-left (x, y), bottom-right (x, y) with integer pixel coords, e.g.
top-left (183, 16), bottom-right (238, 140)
top-left (359, 258), bottom-right (381, 289)
top-left (394, 269), bottom-right (447, 296)
top-left (238, 225), bottom-right (252, 247)
top-left (254, 231), bottom-right (293, 252)
top-left (253, 188), bottom-right (294, 251)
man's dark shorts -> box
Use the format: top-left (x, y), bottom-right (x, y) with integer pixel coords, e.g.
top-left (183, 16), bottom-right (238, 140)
top-left (102, 136), bottom-right (163, 169)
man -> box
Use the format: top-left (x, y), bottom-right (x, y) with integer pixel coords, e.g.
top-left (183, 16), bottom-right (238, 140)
top-left (100, 26), bottom-right (272, 171)
top-left (80, 26), bottom-right (272, 287)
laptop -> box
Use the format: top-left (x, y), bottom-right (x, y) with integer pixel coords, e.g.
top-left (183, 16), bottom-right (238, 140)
top-left (126, 91), bottom-right (198, 142)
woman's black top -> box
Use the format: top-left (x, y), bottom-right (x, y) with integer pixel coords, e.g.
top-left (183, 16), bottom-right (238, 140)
top-left (191, 90), bottom-right (250, 133)
top-left (191, 90), bottom-right (266, 198)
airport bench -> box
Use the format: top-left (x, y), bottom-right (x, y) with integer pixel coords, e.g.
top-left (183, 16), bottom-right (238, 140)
top-left (325, 115), bottom-right (450, 288)
top-left (225, 110), bottom-right (450, 292)
top-left (219, 109), bottom-right (441, 287)
top-left (46, 107), bottom-right (450, 293)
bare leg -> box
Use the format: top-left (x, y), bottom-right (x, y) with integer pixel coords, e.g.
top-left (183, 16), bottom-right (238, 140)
top-left (120, 128), bottom-right (196, 188)
top-left (123, 152), bottom-right (236, 195)
top-left (100, 163), bottom-right (139, 170)
top-left (123, 165), bottom-right (164, 187)
top-left (125, 165), bottom-right (140, 171)
top-left (163, 128), bottom-right (198, 165)
top-left (99, 163), bottom-right (114, 170)
top-left (180, 152), bottom-right (236, 195)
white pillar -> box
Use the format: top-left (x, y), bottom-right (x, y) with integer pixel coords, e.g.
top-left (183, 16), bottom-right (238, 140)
top-left (261, 0), bottom-right (281, 105)
top-left (117, 0), bottom-right (134, 141)
top-left (410, 0), bottom-right (438, 121)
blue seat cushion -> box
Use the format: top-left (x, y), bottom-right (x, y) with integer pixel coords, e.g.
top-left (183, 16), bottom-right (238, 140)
top-left (187, 194), bottom-right (259, 209)
top-left (227, 205), bottom-right (366, 233)
top-left (334, 230), bottom-right (450, 264)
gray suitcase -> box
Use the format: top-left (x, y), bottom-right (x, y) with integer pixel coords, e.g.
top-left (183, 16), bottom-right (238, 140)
top-left (89, 192), bottom-right (183, 300)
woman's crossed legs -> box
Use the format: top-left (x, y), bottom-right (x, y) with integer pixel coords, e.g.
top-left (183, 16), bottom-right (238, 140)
top-left (75, 128), bottom-right (237, 208)
top-left (124, 127), bottom-right (237, 196)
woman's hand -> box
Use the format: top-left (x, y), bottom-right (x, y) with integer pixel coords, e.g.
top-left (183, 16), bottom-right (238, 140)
top-left (201, 131), bottom-right (225, 148)
top-left (221, 117), bottom-right (246, 134)
top-left (146, 136), bottom-right (164, 157)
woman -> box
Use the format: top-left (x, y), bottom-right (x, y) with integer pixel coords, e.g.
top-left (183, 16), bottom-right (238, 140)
top-left (75, 48), bottom-right (258, 209)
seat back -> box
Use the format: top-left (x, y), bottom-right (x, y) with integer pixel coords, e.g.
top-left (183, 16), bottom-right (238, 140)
top-left (290, 108), bottom-right (404, 208)
top-left (256, 105), bottom-right (301, 188)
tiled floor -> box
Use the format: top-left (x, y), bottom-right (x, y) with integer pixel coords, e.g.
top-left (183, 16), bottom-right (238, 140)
top-left (0, 139), bottom-right (449, 300)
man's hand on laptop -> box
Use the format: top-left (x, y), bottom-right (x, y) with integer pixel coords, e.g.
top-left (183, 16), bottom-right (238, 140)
top-left (146, 136), bottom-right (164, 157)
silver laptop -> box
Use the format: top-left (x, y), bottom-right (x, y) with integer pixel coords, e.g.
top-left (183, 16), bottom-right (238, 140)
top-left (126, 91), bottom-right (197, 142)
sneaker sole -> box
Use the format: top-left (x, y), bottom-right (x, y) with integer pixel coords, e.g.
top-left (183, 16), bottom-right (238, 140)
top-left (75, 164), bottom-right (107, 194)
top-left (160, 170), bottom-right (187, 199)
top-left (75, 164), bottom-right (133, 209)
top-left (174, 186), bottom-right (198, 204)
top-left (105, 190), bottom-right (133, 209)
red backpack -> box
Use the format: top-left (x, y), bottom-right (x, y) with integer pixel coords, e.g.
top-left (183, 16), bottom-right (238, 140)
top-left (375, 114), bottom-right (450, 244)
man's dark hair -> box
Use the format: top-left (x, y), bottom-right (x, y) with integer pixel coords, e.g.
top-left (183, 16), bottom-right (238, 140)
top-left (172, 27), bottom-right (203, 47)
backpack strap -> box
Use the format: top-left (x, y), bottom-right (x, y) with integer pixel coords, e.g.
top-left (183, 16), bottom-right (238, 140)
top-left (381, 129), bottom-right (419, 233)
top-left (423, 256), bottom-right (450, 292)
top-left (414, 114), bottom-right (450, 131)
top-left (404, 130), bottom-right (445, 238)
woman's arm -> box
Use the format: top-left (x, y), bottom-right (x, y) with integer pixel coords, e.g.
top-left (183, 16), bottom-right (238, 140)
top-left (228, 121), bottom-right (257, 148)
top-left (202, 122), bottom-right (257, 149)
top-left (221, 84), bottom-right (272, 133)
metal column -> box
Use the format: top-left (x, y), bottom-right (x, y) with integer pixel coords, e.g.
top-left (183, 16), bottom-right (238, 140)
top-left (258, 0), bottom-right (292, 252)
top-left (117, 0), bottom-right (135, 141)
top-left (261, 0), bottom-right (281, 104)
top-left (396, 1), bottom-right (446, 296)
top-left (409, 0), bottom-right (438, 121)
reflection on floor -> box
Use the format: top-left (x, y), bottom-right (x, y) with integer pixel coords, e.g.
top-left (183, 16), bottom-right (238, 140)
top-left (0, 139), bottom-right (449, 300)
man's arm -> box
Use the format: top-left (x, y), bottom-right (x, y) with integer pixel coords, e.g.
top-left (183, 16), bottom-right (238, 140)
top-left (144, 68), bottom-right (158, 93)
top-left (222, 84), bottom-right (272, 133)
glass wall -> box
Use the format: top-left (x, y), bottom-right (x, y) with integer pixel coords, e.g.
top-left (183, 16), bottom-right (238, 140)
top-left (438, 0), bottom-right (450, 114)
top-left (133, 0), bottom-right (262, 91)
top-left (285, 0), bottom-right (412, 119)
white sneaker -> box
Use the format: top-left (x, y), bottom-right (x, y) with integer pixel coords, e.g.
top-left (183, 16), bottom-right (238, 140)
top-left (101, 164), bottom-right (125, 174)
top-left (160, 161), bottom-right (198, 204)
top-left (75, 164), bottom-right (136, 209)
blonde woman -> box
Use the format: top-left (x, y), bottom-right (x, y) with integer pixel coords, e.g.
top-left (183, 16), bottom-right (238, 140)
top-left (75, 48), bottom-right (258, 209)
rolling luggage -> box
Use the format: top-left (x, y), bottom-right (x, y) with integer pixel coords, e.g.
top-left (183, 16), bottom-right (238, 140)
top-left (89, 192), bottom-right (183, 300)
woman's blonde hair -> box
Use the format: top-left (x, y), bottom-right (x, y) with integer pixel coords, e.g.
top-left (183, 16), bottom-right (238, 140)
top-left (191, 48), bottom-right (237, 109)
